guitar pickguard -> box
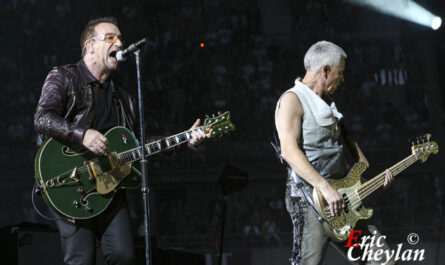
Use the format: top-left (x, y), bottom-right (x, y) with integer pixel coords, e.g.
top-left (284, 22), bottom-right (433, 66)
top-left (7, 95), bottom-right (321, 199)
top-left (331, 182), bottom-right (373, 240)
top-left (95, 165), bottom-right (132, 194)
top-left (85, 152), bottom-right (132, 194)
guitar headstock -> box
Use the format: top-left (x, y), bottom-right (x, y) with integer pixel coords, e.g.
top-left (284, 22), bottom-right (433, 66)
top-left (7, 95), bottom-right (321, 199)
top-left (411, 134), bottom-right (439, 162)
top-left (203, 111), bottom-right (235, 137)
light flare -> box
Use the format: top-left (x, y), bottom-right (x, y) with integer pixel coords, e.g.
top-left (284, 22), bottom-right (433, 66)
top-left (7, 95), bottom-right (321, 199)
top-left (346, 0), bottom-right (442, 30)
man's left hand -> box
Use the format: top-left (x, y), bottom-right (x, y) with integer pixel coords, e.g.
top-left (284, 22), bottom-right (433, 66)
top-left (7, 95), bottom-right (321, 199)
top-left (188, 119), bottom-right (211, 149)
top-left (383, 169), bottom-right (393, 188)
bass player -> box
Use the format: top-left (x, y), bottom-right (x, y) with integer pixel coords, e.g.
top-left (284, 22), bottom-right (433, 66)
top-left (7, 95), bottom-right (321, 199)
top-left (274, 40), bottom-right (394, 265)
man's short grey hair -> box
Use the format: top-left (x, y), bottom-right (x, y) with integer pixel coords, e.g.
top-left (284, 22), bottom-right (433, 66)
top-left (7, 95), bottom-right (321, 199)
top-left (303, 41), bottom-right (347, 74)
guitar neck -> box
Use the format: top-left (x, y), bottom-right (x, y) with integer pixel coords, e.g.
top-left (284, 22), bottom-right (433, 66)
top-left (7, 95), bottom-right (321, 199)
top-left (357, 154), bottom-right (419, 200)
top-left (117, 127), bottom-right (203, 163)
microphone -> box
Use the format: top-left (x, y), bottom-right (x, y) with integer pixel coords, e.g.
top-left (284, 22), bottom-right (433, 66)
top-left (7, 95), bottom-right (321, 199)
top-left (116, 38), bottom-right (147, 62)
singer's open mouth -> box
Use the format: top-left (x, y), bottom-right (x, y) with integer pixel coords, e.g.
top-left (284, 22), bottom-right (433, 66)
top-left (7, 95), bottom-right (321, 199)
top-left (108, 50), bottom-right (118, 65)
top-left (109, 51), bottom-right (117, 59)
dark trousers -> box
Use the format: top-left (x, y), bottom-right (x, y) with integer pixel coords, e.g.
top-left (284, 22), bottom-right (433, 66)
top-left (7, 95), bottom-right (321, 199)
top-left (51, 193), bottom-right (135, 265)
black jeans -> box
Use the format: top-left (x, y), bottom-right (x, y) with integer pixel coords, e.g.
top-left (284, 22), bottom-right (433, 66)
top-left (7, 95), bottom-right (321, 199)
top-left (51, 192), bottom-right (135, 265)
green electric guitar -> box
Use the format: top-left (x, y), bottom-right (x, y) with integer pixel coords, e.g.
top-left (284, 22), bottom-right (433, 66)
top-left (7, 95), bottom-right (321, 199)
top-left (35, 111), bottom-right (235, 221)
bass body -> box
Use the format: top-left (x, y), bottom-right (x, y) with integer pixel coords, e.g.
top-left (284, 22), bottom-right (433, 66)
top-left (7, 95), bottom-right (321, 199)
top-left (313, 162), bottom-right (371, 242)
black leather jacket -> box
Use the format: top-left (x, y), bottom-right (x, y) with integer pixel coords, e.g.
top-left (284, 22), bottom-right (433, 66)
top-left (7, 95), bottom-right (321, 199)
top-left (34, 60), bottom-right (138, 145)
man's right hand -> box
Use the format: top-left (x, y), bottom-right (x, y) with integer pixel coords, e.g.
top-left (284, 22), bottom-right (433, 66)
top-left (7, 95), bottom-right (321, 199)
top-left (82, 129), bottom-right (108, 155)
top-left (318, 181), bottom-right (344, 219)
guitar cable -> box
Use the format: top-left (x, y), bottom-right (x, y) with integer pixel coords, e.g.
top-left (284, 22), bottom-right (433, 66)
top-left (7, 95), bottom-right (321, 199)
top-left (31, 182), bottom-right (61, 221)
top-left (271, 133), bottom-right (326, 223)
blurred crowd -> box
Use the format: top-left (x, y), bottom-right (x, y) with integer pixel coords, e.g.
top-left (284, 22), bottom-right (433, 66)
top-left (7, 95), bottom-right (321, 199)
top-left (0, 0), bottom-right (434, 163)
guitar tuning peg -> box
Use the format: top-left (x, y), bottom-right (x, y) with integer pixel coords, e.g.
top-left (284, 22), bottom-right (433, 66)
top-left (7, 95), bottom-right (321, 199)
top-left (425, 134), bottom-right (431, 142)
top-left (212, 114), bottom-right (215, 118)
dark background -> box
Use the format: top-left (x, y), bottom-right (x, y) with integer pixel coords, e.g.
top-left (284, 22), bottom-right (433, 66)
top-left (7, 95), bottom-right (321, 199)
top-left (0, 0), bottom-right (444, 264)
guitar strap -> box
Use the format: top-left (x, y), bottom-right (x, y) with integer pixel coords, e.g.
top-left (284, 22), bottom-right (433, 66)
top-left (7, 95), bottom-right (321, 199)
top-left (271, 134), bottom-right (325, 223)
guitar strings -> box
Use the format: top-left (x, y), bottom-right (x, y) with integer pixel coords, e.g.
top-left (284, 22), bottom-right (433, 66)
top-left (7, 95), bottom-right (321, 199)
top-left (312, 144), bottom-right (432, 220)
top-left (43, 122), bottom-right (218, 185)
top-left (336, 155), bottom-right (418, 216)
top-left (115, 120), bottom-right (218, 164)
top-left (345, 155), bottom-right (417, 211)
top-left (46, 130), bottom-right (196, 182)
top-left (322, 159), bottom-right (417, 220)
top-left (44, 129), bottom-right (198, 183)
top-left (117, 125), bottom-right (204, 161)
top-left (321, 154), bottom-right (419, 219)
top-left (354, 155), bottom-right (417, 200)
top-left (116, 120), bottom-right (219, 161)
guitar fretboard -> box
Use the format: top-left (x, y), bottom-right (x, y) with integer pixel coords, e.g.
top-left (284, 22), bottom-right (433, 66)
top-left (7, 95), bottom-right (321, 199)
top-left (117, 128), bottom-right (200, 163)
top-left (357, 154), bottom-right (419, 200)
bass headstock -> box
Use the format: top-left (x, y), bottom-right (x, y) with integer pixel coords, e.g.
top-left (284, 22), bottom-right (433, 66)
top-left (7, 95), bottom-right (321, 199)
top-left (203, 111), bottom-right (235, 137)
top-left (411, 134), bottom-right (439, 162)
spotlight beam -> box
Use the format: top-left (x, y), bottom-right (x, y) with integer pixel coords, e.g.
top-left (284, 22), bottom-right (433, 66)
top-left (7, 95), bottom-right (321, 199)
top-left (346, 0), bottom-right (442, 30)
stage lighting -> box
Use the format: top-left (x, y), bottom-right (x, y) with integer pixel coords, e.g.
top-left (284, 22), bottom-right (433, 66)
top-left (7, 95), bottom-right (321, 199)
top-left (432, 16), bottom-right (442, 30)
top-left (346, 0), bottom-right (442, 30)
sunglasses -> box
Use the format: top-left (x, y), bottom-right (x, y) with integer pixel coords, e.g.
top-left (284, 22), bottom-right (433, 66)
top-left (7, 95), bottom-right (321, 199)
top-left (89, 33), bottom-right (123, 44)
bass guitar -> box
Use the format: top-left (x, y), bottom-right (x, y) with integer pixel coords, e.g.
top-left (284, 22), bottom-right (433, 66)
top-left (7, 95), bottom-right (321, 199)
top-left (34, 111), bottom-right (235, 221)
top-left (312, 134), bottom-right (438, 241)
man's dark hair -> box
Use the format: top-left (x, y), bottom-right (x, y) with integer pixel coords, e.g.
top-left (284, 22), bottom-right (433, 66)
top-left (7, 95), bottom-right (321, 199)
top-left (80, 17), bottom-right (118, 57)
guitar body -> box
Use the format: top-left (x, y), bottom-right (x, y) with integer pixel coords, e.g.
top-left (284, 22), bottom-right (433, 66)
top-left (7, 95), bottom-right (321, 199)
top-left (34, 127), bottom-right (141, 220)
top-left (312, 162), bottom-right (373, 242)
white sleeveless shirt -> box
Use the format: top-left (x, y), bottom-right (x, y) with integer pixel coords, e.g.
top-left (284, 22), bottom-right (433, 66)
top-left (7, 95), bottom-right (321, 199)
top-left (275, 79), bottom-right (347, 196)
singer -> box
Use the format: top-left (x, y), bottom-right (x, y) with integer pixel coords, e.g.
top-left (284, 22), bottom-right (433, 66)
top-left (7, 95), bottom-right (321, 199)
top-left (34, 17), bottom-right (210, 265)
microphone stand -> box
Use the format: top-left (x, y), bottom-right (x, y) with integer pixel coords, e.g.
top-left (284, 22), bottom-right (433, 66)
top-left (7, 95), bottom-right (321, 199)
top-left (134, 49), bottom-right (152, 265)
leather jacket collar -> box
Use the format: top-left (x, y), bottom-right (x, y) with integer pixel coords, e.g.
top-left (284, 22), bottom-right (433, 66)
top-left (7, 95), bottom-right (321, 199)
top-left (77, 59), bottom-right (98, 85)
